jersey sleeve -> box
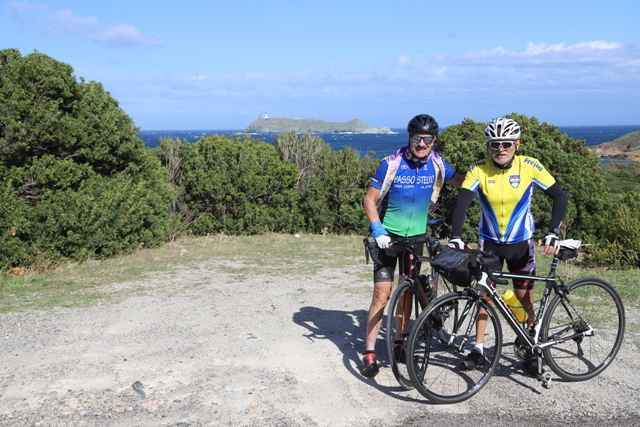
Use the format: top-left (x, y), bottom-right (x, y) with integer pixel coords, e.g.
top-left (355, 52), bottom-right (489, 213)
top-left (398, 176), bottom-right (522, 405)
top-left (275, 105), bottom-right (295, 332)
top-left (461, 163), bottom-right (482, 193)
top-left (531, 159), bottom-right (556, 190)
top-left (370, 159), bottom-right (388, 190)
top-left (441, 158), bottom-right (458, 182)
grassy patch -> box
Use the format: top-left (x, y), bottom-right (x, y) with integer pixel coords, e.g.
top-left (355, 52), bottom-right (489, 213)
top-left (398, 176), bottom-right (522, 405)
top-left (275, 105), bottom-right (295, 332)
top-left (599, 162), bottom-right (640, 197)
top-left (0, 233), bottom-right (368, 313)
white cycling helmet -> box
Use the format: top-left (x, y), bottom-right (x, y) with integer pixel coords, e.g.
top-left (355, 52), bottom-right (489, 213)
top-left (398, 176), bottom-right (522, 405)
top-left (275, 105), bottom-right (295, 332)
top-left (484, 118), bottom-right (521, 141)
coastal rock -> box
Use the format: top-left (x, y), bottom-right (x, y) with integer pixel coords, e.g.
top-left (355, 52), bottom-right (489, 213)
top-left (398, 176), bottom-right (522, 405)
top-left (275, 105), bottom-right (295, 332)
top-left (244, 116), bottom-right (392, 134)
top-left (588, 130), bottom-right (640, 162)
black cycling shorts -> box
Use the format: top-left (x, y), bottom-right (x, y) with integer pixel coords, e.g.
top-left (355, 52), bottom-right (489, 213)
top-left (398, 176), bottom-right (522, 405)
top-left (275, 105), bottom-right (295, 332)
top-left (479, 238), bottom-right (536, 290)
top-left (373, 234), bottom-right (425, 283)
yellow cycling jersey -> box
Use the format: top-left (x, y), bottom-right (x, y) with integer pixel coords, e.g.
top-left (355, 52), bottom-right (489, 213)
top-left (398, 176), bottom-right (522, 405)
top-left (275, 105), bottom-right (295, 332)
top-left (462, 155), bottom-right (556, 244)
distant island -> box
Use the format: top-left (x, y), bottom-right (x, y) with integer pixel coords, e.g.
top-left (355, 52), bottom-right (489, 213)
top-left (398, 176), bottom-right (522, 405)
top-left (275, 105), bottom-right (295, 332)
top-left (589, 130), bottom-right (640, 162)
top-left (244, 115), bottom-right (393, 134)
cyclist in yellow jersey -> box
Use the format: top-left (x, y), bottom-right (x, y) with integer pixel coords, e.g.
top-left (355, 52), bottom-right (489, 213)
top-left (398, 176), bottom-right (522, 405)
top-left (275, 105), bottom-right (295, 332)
top-left (448, 118), bottom-right (568, 377)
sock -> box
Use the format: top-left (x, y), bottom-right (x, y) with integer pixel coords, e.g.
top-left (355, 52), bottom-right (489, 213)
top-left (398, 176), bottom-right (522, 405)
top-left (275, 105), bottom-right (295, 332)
top-left (473, 343), bottom-right (484, 354)
top-left (365, 350), bottom-right (375, 355)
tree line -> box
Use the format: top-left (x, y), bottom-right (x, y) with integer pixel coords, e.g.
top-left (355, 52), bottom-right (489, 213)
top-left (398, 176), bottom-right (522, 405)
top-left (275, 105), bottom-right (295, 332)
top-left (1, 49), bottom-right (639, 271)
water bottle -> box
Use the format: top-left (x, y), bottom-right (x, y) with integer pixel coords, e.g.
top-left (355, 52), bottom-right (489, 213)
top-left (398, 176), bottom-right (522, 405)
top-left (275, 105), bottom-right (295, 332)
top-left (502, 289), bottom-right (528, 323)
top-left (419, 275), bottom-right (434, 300)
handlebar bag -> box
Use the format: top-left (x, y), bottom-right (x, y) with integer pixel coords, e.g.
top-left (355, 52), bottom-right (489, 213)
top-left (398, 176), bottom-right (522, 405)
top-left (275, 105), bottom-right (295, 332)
top-left (429, 247), bottom-right (479, 287)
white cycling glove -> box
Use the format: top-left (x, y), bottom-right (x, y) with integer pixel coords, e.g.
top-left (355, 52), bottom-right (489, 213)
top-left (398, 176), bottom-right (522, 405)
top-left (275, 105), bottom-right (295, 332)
top-left (375, 235), bottom-right (391, 249)
top-left (543, 233), bottom-right (560, 249)
top-left (448, 238), bottom-right (465, 250)
top-left (371, 221), bottom-right (391, 249)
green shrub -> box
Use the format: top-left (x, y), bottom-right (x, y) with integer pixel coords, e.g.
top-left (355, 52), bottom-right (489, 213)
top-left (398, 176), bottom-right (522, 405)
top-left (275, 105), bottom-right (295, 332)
top-left (180, 134), bottom-right (301, 234)
top-left (584, 192), bottom-right (640, 269)
top-left (0, 49), bottom-right (175, 270)
top-left (273, 131), bottom-right (378, 234)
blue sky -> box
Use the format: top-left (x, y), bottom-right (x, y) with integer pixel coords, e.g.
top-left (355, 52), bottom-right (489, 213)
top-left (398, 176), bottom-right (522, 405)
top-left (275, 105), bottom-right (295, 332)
top-left (2, 0), bottom-right (639, 129)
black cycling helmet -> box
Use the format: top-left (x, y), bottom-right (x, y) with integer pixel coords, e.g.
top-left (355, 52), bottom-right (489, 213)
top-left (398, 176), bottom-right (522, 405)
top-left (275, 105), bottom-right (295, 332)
top-left (407, 114), bottom-right (439, 136)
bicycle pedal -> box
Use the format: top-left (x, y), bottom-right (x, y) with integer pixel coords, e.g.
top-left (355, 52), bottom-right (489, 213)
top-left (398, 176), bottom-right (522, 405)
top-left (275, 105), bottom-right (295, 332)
top-left (541, 373), bottom-right (552, 389)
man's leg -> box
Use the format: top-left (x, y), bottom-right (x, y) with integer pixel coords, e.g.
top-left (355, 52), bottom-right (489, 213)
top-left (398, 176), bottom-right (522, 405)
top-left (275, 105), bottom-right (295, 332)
top-left (365, 281), bottom-right (393, 351)
top-left (507, 239), bottom-right (541, 377)
top-left (510, 239), bottom-right (536, 330)
top-left (461, 238), bottom-right (497, 370)
top-left (460, 308), bottom-right (487, 370)
top-left (362, 280), bottom-right (392, 377)
top-left (514, 287), bottom-right (535, 330)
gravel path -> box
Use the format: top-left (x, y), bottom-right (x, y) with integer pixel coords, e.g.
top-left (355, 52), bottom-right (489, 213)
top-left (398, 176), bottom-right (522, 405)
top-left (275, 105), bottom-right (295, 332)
top-left (1, 258), bottom-right (638, 426)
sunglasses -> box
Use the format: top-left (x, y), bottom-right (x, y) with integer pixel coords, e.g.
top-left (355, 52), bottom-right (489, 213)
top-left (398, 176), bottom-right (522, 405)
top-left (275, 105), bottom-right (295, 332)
top-left (489, 141), bottom-right (515, 150)
top-left (410, 135), bottom-right (434, 144)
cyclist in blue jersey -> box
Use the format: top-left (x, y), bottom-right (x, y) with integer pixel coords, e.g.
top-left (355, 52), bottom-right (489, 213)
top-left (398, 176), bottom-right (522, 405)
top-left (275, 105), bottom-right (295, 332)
top-left (361, 114), bottom-right (464, 377)
top-left (449, 117), bottom-right (568, 377)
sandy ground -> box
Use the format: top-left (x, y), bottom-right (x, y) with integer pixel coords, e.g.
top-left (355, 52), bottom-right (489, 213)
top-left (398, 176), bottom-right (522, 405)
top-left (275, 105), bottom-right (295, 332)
top-left (1, 256), bottom-right (639, 427)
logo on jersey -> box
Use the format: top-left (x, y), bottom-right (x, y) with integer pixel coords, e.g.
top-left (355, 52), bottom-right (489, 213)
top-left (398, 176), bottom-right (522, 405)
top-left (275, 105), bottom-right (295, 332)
top-left (524, 158), bottom-right (543, 171)
top-left (509, 174), bottom-right (521, 188)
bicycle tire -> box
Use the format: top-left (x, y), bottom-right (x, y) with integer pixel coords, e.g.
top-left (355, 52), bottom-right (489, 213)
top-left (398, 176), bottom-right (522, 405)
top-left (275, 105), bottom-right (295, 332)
top-left (386, 279), bottom-right (423, 389)
top-left (406, 291), bottom-right (503, 404)
top-left (541, 277), bottom-right (625, 381)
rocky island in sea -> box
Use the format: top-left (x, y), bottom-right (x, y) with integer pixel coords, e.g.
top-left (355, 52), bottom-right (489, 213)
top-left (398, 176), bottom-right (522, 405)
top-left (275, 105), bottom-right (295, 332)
top-left (588, 130), bottom-right (640, 162)
top-left (244, 114), bottom-right (393, 134)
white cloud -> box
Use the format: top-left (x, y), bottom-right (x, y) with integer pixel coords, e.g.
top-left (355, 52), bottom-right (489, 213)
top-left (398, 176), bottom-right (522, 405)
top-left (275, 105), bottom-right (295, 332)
top-left (5, 0), bottom-right (46, 26)
top-left (124, 40), bottom-right (638, 99)
top-left (99, 39), bottom-right (640, 127)
top-left (8, 3), bottom-right (163, 48)
top-left (6, 0), bottom-right (45, 13)
top-left (43, 10), bottom-right (101, 35)
top-left (522, 41), bottom-right (622, 57)
top-left (91, 24), bottom-right (163, 48)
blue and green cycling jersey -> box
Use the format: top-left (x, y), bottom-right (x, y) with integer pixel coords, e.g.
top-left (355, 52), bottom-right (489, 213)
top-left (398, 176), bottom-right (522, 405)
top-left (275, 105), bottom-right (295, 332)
top-left (371, 148), bottom-right (456, 237)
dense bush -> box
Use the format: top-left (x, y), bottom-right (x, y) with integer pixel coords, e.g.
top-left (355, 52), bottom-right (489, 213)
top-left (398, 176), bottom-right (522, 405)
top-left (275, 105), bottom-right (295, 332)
top-left (0, 49), bottom-right (175, 270)
top-left (274, 131), bottom-right (378, 234)
top-left (179, 134), bottom-right (301, 235)
top-left (583, 192), bottom-right (640, 269)
top-left (170, 132), bottom-right (378, 236)
top-left (301, 147), bottom-right (377, 234)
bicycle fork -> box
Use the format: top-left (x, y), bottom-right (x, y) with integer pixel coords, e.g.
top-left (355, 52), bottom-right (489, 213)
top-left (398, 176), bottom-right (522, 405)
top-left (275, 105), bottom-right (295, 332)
top-left (442, 294), bottom-right (478, 354)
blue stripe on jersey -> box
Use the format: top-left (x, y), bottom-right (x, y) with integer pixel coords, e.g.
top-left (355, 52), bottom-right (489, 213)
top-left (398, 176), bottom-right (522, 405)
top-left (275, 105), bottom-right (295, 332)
top-left (478, 190), bottom-right (501, 241)
top-left (532, 177), bottom-right (550, 191)
top-left (505, 183), bottom-right (534, 242)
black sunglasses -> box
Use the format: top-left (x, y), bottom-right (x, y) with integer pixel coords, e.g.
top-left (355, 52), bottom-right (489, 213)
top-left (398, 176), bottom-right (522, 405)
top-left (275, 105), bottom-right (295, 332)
top-left (489, 141), bottom-right (515, 150)
top-left (410, 135), bottom-right (434, 144)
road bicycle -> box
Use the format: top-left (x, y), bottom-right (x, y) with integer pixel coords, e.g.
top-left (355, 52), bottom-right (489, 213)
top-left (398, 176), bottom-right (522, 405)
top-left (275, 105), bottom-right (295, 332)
top-left (405, 239), bottom-right (625, 404)
top-left (363, 218), bottom-right (455, 389)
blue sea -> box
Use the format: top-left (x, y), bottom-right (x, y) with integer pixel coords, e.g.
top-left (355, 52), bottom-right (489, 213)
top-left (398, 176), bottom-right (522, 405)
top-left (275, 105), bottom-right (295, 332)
top-left (138, 125), bottom-right (640, 159)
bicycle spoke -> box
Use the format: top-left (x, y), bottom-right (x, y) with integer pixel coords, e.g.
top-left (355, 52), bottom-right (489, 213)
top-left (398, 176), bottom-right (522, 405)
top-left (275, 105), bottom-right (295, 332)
top-left (386, 280), bottom-right (419, 389)
top-left (406, 292), bottom-right (502, 404)
top-left (542, 278), bottom-right (625, 381)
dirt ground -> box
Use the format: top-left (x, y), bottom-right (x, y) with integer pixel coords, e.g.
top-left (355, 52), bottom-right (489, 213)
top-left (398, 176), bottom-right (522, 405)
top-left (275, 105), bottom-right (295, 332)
top-left (1, 255), bottom-right (639, 427)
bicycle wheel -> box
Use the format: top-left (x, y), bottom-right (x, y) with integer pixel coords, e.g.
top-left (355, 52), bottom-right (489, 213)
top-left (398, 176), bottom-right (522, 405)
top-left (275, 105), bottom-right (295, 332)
top-left (386, 279), bottom-right (423, 389)
top-left (431, 267), bottom-right (456, 297)
top-left (406, 291), bottom-right (502, 404)
top-left (541, 277), bottom-right (625, 381)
